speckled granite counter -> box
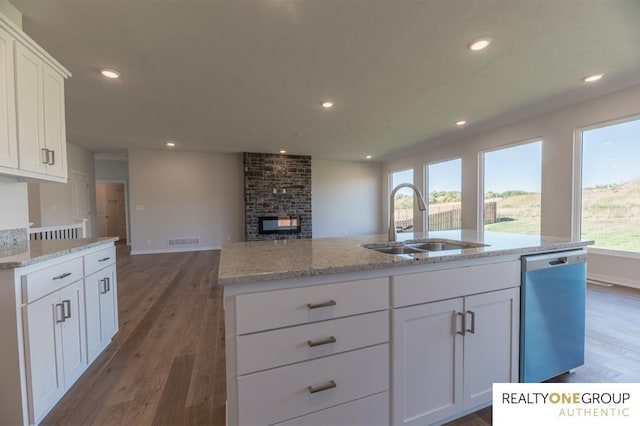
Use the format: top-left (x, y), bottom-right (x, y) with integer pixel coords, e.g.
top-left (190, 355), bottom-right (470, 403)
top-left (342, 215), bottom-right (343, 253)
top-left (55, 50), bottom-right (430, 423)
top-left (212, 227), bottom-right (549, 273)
top-left (0, 237), bottom-right (119, 269)
top-left (219, 230), bottom-right (592, 285)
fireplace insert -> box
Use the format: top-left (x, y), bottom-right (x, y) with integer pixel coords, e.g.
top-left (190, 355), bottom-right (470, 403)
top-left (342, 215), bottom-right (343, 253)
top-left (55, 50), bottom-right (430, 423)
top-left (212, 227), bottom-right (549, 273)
top-left (258, 216), bottom-right (301, 234)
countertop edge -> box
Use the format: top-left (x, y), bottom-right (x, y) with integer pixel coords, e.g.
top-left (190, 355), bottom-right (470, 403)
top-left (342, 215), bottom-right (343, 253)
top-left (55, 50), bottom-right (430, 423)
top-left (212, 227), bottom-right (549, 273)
top-left (0, 237), bottom-right (119, 269)
top-left (218, 240), bottom-right (591, 286)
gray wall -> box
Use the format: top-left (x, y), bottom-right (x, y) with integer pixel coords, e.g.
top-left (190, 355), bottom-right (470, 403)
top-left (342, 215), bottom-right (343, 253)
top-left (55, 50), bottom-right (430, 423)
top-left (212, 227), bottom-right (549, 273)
top-left (312, 159), bottom-right (383, 237)
top-left (128, 148), bottom-right (245, 254)
top-left (95, 157), bottom-right (129, 180)
top-left (0, 181), bottom-right (28, 230)
top-left (383, 84), bottom-right (640, 288)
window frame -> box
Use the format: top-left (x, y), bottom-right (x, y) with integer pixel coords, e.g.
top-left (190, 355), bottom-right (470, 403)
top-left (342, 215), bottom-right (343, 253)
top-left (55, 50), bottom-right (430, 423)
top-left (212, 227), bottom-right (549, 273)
top-left (478, 137), bottom-right (543, 233)
top-left (573, 113), bottom-right (640, 257)
top-left (423, 156), bottom-right (463, 232)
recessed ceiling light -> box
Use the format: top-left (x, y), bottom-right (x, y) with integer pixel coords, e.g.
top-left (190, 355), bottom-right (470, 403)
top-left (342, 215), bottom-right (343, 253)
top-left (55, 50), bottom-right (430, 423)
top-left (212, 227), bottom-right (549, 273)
top-left (279, 150), bottom-right (287, 154)
top-left (321, 101), bottom-right (334, 109)
top-left (100, 68), bottom-right (120, 79)
top-left (455, 120), bottom-right (467, 126)
top-left (583, 73), bottom-right (604, 83)
top-left (165, 141), bottom-right (176, 147)
top-left (467, 37), bottom-right (491, 51)
top-left (365, 155), bottom-right (372, 159)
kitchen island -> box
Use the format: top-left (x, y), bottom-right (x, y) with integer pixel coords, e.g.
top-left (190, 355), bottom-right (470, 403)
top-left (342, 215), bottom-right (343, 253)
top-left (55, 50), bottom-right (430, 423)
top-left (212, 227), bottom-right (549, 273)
top-left (219, 231), bottom-right (590, 426)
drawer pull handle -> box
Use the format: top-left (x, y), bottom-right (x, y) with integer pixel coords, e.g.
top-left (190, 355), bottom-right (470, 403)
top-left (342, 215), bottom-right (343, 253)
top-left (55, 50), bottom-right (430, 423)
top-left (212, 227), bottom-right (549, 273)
top-left (62, 300), bottom-right (72, 319)
top-left (307, 300), bottom-right (336, 309)
top-left (307, 336), bottom-right (336, 347)
top-left (307, 380), bottom-right (336, 394)
top-left (98, 257), bottom-right (111, 262)
top-left (53, 272), bottom-right (72, 280)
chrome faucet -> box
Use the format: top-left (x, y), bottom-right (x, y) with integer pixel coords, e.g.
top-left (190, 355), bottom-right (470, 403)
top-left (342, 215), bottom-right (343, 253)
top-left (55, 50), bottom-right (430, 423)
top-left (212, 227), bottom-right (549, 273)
top-left (389, 183), bottom-right (427, 242)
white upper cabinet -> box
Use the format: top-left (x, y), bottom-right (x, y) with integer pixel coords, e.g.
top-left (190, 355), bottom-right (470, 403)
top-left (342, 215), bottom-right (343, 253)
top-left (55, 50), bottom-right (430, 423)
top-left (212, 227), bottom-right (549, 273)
top-left (0, 25), bottom-right (18, 169)
top-left (0, 11), bottom-right (70, 182)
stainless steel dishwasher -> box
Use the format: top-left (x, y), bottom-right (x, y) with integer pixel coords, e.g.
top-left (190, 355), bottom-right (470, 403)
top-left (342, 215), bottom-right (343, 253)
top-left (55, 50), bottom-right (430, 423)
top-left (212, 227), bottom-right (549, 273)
top-left (520, 249), bottom-right (588, 383)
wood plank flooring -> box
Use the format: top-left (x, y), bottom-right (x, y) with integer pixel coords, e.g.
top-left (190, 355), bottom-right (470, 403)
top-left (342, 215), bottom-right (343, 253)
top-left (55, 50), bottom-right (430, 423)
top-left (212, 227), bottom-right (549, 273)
top-left (43, 247), bottom-right (640, 425)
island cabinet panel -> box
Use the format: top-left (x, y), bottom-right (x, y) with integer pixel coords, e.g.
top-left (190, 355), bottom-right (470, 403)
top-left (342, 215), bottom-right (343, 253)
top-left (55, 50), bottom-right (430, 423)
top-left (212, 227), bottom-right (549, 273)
top-left (273, 391), bottom-right (389, 426)
top-left (392, 260), bottom-right (520, 307)
top-left (237, 344), bottom-right (389, 426)
top-left (234, 276), bottom-right (389, 334)
top-left (236, 310), bottom-right (388, 375)
top-left (392, 286), bottom-right (520, 426)
top-left (22, 257), bottom-right (83, 303)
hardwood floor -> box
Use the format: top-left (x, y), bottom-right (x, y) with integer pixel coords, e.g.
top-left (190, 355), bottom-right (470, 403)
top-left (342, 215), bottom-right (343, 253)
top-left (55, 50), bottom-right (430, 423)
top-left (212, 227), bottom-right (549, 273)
top-left (43, 245), bottom-right (226, 426)
top-left (43, 248), bottom-right (640, 425)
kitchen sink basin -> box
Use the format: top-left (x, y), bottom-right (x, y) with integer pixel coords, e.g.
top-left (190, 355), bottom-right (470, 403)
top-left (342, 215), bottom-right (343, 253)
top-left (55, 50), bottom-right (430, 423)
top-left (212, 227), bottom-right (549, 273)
top-left (363, 239), bottom-right (489, 255)
top-left (369, 246), bottom-right (425, 255)
top-left (406, 241), bottom-right (488, 251)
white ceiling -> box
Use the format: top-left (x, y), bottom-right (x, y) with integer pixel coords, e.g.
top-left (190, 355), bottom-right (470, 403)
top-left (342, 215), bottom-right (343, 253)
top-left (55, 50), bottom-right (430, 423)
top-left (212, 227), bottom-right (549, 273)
top-left (10, 0), bottom-right (640, 161)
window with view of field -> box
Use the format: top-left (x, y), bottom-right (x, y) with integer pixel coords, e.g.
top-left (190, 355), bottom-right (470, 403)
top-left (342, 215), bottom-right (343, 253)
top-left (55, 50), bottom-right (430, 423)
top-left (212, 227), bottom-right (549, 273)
top-left (482, 141), bottom-right (542, 235)
top-left (580, 118), bottom-right (640, 253)
top-left (390, 168), bottom-right (414, 233)
top-left (427, 158), bottom-right (462, 231)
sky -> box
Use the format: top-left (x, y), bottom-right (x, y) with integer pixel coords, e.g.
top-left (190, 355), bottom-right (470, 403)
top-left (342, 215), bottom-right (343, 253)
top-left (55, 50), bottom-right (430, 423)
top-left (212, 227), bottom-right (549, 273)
top-left (391, 117), bottom-right (639, 194)
top-left (582, 118), bottom-right (640, 188)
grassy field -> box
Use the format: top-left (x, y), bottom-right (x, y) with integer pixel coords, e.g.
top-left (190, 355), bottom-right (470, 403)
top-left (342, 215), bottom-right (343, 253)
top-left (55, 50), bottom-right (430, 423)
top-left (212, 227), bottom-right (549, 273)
top-left (485, 179), bottom-right (640, 252)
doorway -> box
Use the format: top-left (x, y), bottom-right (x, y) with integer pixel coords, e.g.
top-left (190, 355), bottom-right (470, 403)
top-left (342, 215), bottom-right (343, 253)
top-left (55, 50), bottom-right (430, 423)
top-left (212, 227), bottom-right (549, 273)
top-left (96, 182), bottom-right (128, 242)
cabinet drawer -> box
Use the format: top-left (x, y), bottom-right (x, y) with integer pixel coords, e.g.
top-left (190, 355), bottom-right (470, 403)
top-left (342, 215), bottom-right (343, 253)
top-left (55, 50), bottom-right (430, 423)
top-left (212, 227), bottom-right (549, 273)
top-left (237, 310), bottom-right (388, 375)
top-left (22, 257), bottom-right (83, 303)
top-left (84, 245), bottom-right (116, 276)
top-left (237, 344), bottom-right (389, 426)
top-left (235, 277), bottom-right (389, 334)
top-left (393, 261), bottom-right (520, 307)
top-left (273, 391), bottom-right (389, 426)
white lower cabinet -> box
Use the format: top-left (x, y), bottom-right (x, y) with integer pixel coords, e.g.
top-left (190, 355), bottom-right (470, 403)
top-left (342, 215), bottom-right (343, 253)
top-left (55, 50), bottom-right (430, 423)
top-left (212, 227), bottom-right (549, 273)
top-left (273, 391), bottom-right (390, 426)
top-left (23, 279), bottom-right (86, 424)
top-left (85, 264), bottom-right (118, 362)
top-left (392, 287), bottom-right (520, 426)
top-left (0, 242), bottom-right (118, 425)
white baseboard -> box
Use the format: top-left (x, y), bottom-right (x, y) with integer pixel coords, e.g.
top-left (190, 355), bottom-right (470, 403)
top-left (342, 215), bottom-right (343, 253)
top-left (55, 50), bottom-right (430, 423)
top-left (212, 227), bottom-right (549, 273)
top-left (130, 245), bottom-right (221, 255)
top-left (587, 272), bottom-right (640, 290)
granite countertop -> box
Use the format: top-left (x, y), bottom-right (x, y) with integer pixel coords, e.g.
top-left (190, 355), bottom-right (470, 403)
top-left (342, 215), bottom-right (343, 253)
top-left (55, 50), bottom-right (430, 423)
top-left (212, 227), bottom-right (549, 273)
top-left (219, 230), bottom-right (592, 285)
top-left (0, 237), bottom-right (119, 269)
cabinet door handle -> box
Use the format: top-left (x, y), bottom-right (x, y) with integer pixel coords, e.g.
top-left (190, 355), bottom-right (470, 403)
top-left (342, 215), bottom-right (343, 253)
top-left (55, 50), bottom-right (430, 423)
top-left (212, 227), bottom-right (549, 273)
top-left (307, 300), bottom-right (336, 309)
top-left (62, 300), bottom-right (71, 319)
top-left (456, 312), bottom-right (466, 336)
top-left (41, 148), bottom-right (49, 165)
top-left (48, 149), bottom-right (55, 165)
top-left (55, 303), bottom-right (65, 323)
top-left (53, 272), bottom-right (71, 280)
top-left (100, 278), bottom-right (108, 294)
top-left (105, 277), bottom-right (110, 292)
top-left (98, 257), bottom-right (111, 262)
top-left (307, 336), bottom-right (336, 347)
top-left (466, 310), bottom-right (475, 334)
top-left (307, 380), bottom-right (336, 394)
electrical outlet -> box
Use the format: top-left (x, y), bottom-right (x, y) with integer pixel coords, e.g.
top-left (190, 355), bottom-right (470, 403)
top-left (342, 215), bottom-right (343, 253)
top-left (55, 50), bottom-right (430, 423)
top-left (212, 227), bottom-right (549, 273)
top-left (145, 239), bottom-right (151, 246)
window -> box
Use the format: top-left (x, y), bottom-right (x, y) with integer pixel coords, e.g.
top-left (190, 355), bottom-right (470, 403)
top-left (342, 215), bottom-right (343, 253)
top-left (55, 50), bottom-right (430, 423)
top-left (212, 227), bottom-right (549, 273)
top-left (579, 117), bottom-right (640, 253)
top-left (390, 168), bottom-right (414, 233)
top-left (426, 158), bottom-right (462, 231)
top-left (482, 140), bottom-right (542, 235)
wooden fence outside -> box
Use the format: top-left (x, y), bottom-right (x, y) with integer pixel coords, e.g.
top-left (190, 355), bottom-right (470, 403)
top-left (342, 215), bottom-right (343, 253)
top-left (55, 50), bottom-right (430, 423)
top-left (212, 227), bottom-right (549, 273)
top-left (395, 201), bottom-right (498, 231)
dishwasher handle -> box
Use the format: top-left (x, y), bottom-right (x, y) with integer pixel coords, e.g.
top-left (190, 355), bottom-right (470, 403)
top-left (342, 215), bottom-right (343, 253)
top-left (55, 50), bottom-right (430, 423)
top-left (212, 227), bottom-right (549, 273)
top-left (522, 249), bottom-right (587, 272)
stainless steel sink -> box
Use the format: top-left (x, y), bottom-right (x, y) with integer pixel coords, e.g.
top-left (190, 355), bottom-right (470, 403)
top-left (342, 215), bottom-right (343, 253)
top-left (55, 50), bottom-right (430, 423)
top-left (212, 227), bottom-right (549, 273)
top-left (369, 246), bottom-right (425, 255)
top-left (406, 241), bottom-right (488, 251)
top-left (363, 239), bottom-right (488, 255)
